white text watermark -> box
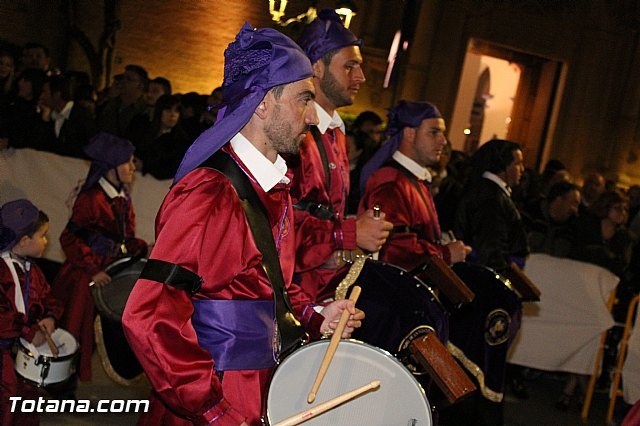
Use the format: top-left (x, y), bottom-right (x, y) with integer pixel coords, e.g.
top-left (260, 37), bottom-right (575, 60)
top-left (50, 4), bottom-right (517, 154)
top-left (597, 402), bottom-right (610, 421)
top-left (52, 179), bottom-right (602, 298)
top-left (9, 396), bottom-right (149, 414)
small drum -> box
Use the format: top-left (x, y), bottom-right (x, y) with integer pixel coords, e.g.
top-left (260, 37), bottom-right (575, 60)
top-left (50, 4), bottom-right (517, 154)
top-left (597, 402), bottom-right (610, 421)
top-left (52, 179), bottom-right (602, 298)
top-left (266, 339), bottom-right (432, 425)
top-left (14, 328), bottom-right (78, 387)
top-left (448, 262), bottom-right (521, 402)
top-left (336, 258), bottom-right (449, 357)
top-left (92, 256), bottom-right (146, 385)
top-left (93, 256), bottom-right (147, 321)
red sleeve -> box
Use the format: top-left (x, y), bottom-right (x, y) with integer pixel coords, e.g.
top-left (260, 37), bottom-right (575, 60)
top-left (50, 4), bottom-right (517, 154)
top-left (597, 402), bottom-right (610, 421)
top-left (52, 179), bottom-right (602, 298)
top-left (359, 169), bottom-right (442, 271)
top-left (0, 265), bottom-right (26, 340)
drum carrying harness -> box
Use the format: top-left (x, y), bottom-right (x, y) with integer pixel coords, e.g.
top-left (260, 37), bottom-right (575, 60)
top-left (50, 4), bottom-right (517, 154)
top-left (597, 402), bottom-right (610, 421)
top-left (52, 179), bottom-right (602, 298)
top-left (139, 151), bottom-right (306, 358)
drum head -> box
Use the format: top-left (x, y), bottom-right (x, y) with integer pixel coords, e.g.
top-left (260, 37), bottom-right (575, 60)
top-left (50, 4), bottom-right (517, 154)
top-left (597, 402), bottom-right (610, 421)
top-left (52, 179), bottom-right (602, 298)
top-left (267, 340), bottom-right (432, 426)
top-left (92, 257), bottom-right (147, 321)
top-left (19, 328), bottom-right (78, 358)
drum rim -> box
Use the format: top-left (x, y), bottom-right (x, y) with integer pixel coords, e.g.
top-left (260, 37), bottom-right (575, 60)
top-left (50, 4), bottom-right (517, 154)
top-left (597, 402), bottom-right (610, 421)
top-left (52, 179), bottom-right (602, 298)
top-left (17, 329), bottom-right (79, 361)
top-left (266, 338), bottom-right (432, 424)
top-left (453, 261), bottom-right (517, 295)
top-left (104, 256), bottom-right (147, 275)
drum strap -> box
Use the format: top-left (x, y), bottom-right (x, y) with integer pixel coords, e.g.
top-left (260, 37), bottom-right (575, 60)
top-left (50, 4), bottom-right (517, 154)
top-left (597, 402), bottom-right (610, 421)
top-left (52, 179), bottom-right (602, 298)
top-left (139, 259), bottom-right (203, 294)
top-left (201, 151), bottom-right (306, 358)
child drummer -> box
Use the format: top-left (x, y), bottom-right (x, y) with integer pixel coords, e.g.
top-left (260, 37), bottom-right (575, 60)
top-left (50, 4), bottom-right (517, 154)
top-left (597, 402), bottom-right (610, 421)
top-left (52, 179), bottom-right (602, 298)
top-left (0, 199), bottom-right (63, 426)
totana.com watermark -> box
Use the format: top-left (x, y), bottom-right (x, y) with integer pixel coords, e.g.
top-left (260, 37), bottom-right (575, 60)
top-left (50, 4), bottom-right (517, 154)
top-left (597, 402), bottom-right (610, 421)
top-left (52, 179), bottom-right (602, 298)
top-left (10, 396), bottom-right (149, 413)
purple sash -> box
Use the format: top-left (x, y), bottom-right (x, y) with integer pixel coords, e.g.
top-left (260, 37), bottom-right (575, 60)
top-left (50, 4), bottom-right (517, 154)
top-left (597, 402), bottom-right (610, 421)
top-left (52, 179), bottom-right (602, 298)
top-left (192, 300), bottom-right (277, 371)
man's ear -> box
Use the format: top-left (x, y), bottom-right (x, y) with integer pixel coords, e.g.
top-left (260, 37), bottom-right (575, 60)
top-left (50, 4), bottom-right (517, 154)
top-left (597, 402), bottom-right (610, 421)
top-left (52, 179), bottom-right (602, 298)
top-left (312, 60), bottom-right (324, 79)
top-left (403, 126), bottom-right (416, 143)
top-left (255, 100), bottom-right (268, 119)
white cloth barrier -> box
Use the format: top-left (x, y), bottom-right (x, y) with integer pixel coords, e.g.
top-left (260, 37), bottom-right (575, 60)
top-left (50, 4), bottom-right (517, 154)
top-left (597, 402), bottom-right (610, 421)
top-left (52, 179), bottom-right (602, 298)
top-left (508, 253), bottom-right (619, 375)
top-left (623, 305), bottom-right (640, 404)
top-left (0, 148), bottom-right (171, 263)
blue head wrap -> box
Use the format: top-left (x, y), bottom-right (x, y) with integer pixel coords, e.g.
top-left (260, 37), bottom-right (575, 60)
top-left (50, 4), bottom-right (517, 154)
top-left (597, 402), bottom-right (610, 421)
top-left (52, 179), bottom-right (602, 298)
top-left (82, 132), bottom-right (135, 190)
top-left (0, 199), bottom-right (40, 251)
top-left (297, 9), bottom-right (362, 63)
top-left (359, 100), bottom-right (442, 192)
top-left (173, 23), bottom-right (313, 183)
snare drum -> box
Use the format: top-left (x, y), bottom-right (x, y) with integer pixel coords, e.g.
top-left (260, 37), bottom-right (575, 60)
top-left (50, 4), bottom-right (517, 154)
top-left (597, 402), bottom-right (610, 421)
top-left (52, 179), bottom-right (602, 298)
top-left (336, 258), bottom-right (449, 355)
top-left (448, 262), bottom-right (521, 401)
top-left (92, 256), bottom-right (146, 384)
top-left (266, 339), bottom-right (432, 426)
top-left (14, 328), bottom-right (78, 387)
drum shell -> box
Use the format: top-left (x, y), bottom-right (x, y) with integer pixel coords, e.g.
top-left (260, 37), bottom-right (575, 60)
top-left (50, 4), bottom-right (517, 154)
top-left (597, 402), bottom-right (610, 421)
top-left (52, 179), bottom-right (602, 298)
top-left (92, 257), bottom-right (147, 322)
top-left (265, 339), bottom-right (432, 426)
top-left (14, 328), bottom-right (78, 387)
top-left (345, 260), bottom-right (449, 354)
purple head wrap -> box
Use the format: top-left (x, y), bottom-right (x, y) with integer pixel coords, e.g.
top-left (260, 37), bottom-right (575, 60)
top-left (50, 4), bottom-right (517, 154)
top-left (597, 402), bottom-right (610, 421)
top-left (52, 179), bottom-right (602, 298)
top-left (297, 9), bottom-right (363, 64)
top-left (83, 132), bottom-right (135, 190)
top-left (173, 23), bottom-right (313, 183)
top-left (359, 100), bottom-right (442, 192)
top-left (0, 199), bottom-right (40, 251)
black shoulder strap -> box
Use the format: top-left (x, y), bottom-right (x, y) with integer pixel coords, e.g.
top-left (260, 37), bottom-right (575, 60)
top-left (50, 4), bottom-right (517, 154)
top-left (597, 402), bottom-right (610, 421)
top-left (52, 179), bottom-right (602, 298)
top-left (310, 126), bottom-right (333, 210)
top-left (388, 160), bottom-right (431, 209)
top-left (202, 151), bottom-right (306, 357)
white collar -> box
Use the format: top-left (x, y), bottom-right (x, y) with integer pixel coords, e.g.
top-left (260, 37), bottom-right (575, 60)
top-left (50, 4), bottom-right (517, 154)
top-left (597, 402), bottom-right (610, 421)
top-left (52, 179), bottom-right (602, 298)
top-left (98, 177), bottom-right (127, 199)
top-left (231, 133), bottom-right (289, 192)
top-left (393, 151), bottom-right (432, 182)
top-left (482, 171), bottom-right (511, 196)
top-left (313, 102), bottom-right (346, 134)
top-left (52, 101), bottom-right (74, 121)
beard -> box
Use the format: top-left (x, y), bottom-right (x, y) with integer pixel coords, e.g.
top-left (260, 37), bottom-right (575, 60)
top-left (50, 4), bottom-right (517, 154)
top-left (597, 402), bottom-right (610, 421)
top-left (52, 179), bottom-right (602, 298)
top-left (319, 69), bottom-right (353, 108)
top-left (265, 104), bottom-right (303, 155)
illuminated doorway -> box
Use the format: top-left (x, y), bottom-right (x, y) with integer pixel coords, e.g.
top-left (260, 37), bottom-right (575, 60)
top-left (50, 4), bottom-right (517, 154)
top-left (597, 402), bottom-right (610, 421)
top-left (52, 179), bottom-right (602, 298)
top-left (449, 39), bottom-right (563, 169)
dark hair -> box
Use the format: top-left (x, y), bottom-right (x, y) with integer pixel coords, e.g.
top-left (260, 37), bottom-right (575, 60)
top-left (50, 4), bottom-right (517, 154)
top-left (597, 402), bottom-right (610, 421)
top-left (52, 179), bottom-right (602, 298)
top-left (321, 49), bottom-right (338, 67)
top-left (125, 64), bottom-right (149, 91)
top-left (25, 210), bottom-right (49, 238)
top-left (547, 181), bottom-right (580, 203)
top-left (353, 110), bottom-right (383, 129)
top-left (46, 74), bottom-right (72, 101)
top-left (589, 189), bottom-right (629, 219)
top-left (270, 84), bottom-right (285, 100)
top-left (150, 76), bottom-right (172, 95)
top-left (23, 42), bottom-right (49, 57)
top-left (471, 138), bottom-right (522, 175)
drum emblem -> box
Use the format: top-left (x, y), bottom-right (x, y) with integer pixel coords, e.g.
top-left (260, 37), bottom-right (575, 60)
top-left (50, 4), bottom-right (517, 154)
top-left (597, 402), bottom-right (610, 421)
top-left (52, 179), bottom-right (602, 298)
top-left (484, 309), bottom-right (511, 346)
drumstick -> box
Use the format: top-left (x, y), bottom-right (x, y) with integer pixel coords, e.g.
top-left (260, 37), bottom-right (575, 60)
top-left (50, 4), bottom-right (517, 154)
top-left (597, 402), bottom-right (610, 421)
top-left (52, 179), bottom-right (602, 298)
top-left (307, 285), bottom-right (361, 403)
top-left (276, 380), bottom-right (380, 426)
top-left (39, 324), bottom-right (59, 357)
top-left (372, 205), bottom-right (381, 261)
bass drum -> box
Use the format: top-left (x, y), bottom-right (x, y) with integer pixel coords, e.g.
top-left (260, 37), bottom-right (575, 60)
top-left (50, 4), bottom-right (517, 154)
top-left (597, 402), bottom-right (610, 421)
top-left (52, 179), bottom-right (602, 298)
top-left (448, 262), bottom-right (521, 402)
top-left (265, 339), bottom-right (432, 426)
top-left (335, 258), bottom-right (449, 362)
top-left (92, 256), bottom-right (146, 385)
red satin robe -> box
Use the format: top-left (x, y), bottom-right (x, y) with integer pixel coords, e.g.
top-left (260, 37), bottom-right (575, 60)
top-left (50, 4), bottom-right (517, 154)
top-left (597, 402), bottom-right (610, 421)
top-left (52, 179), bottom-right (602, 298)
top-left (123, 147), bottom-right (324, 426)
top-left (0, 258), bottom-right (63, 426)
top-left (288, 128), bottom-right (356, 302)
top-left (52, 185), bottom-right (147, 381)
top-left (359, 164), bottom-right (451, 271)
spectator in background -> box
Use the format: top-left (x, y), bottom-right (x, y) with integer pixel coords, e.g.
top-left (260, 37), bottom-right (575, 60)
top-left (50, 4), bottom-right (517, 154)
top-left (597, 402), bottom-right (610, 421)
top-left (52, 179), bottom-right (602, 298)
top-left (145, 76), bottom-right (171, 119)
top-left (21, 42), bottom-right (56, 75)
top-left (179, 91), bottom-right (208, 141)
top-left (353, 110), bottom-right (384, 145)
top-left (200, 86), bottom-right (223, 127)
top-left (129, 94), bottom-right (190, 180)
top-left (37, 73), bottom-right (97, 158)
top-left (2, 68), bottom-right (46, 150)
top-left (579, 171), bottom-right (606, 215)
top-left (97, 64), bottom-right (149, 136)
top-left (74, 83), bottom-right (98, 117)
top-left (0, 50), bottom-right (17, 149)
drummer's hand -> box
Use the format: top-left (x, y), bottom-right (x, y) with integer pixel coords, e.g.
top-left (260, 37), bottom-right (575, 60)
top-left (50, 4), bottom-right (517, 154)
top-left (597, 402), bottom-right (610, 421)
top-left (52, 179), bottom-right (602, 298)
top-left (356, 209), bottom-right (393, 252)
top-left (91, 271), bottom-right (111, 287)
top-left (38, 317), bottom-right (55, 335)
top-left (319, 300), bottom-right (365, 338)
top-left (31, 330), bottom-right (46, 347)
top-left (446, 240), bottom-right (472, 264)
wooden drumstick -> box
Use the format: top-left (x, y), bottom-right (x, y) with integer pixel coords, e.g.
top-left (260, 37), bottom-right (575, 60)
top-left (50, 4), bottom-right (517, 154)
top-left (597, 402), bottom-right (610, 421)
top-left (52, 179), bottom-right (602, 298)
top-left (276, 380), bottom-right (380, 426)
top-left (307, 285), bottom-right (361, 403)
top-left (39, 324), bottom-right (59, 357)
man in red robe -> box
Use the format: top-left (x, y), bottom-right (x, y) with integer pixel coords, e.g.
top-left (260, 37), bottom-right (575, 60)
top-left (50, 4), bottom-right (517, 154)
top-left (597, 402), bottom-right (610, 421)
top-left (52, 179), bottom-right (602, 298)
top-left (358, 100), bottom-right (470, 270)
top-left (289, 9), bottom-right (393, 302)
top-left (122, 24), bottom-right (363, 426)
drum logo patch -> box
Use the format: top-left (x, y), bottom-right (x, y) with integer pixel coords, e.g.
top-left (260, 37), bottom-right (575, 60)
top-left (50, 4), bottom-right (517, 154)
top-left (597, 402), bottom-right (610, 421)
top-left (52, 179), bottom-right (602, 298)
top-left (484, 309), bottom-right (510, 346)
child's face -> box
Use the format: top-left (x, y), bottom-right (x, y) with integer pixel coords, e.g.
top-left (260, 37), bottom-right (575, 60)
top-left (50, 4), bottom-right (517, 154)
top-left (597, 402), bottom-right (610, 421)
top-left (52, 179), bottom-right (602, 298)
top-left (18, 222), bottom-right (49, 258)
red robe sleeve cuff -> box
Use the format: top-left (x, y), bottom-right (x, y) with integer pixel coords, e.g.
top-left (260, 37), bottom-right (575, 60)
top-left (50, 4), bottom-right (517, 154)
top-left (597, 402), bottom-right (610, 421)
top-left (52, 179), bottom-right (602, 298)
top-left (301, 304), bottom-right (325, 341)
top-left (338, 218), bottom-right (357, 250)
top-left (196, 398), bottom-right (246, 425)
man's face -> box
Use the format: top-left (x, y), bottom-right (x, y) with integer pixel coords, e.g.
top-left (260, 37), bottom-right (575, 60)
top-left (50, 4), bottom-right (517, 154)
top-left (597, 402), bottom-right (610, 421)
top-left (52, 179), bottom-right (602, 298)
top-left (551, 189), bottom-right (581, 222)
top-left (121, 70), bottom-right (144, 99)
top-left (360, 120), bottom-right (384, 144)
top-left (505, 149), bottom-right (525, 187)
top-left (265, 78), bottom-right (318, 155)
top-left (583, 173), bottom-right (605, 202)
top-left (411, 118), bottom-right (447, 167)
top-left (148, 82), bottom-right (166, 106)
top-left (316, 46), bottom-right (365, 109)
top-left (23, 47), bottom-right (49, 70)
